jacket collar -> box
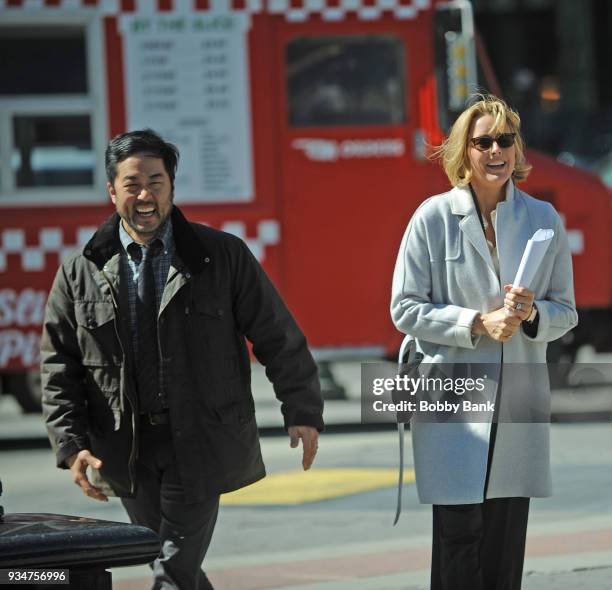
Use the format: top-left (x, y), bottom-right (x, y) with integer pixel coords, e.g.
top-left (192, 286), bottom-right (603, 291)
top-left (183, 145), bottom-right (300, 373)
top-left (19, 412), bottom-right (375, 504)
top-left (83, 205), bottom-right (209, 274)
top-left (449, 181), bottom-right (516, 281)
top-left (449, 180), bottom-right (515, 216)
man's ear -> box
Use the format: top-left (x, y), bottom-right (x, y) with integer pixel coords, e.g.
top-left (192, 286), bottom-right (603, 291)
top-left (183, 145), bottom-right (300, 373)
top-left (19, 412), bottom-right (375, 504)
top-left (107, 181), bottom-right (117, 205)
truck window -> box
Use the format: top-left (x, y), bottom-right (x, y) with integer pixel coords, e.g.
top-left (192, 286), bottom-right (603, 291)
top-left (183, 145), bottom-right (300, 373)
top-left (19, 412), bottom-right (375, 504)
top-left (0, 24), bottom-right (104, 202)
top-left (0, 26), bottom-right (87, 95)
top-left (12, 115), bottom-right (93, 188)
top-left (287, 36), bottom-right (406, 127)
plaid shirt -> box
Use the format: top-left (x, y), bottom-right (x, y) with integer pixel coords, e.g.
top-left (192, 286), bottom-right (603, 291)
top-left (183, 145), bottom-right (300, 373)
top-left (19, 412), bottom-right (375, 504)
top-left (119, 218), bottom-right (174, 411)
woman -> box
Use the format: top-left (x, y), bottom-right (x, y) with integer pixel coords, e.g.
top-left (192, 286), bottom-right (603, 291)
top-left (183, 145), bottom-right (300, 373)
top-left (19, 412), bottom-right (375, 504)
top-left (390, 95), bottom-right (578, 589)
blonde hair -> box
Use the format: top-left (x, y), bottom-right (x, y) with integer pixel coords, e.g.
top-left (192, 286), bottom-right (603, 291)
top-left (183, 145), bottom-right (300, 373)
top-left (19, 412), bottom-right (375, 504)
top-left (434, 94), bottom-right (532, 187)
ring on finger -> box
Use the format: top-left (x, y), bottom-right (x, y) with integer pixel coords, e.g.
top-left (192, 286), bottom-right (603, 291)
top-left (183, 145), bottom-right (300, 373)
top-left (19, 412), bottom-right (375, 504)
top-left (515, 302), bottom-right (524, 311)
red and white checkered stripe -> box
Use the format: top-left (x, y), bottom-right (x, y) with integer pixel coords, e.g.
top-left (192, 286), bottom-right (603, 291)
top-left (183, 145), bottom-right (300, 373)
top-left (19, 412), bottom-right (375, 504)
top-left (0, 220), bottom-right (279, 272)
top-left (0, 0), bottom-right (430, 21)
top-left (0, 227), bottom-right (97, 273)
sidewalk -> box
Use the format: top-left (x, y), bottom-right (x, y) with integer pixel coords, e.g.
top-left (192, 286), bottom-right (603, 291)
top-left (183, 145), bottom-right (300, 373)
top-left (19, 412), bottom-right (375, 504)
top-left (110, 519), bottom-right (612, 590)
top-left (523, 568), bottom-right (612, 590)
top-left (112, 564), bottom-right (612, 589)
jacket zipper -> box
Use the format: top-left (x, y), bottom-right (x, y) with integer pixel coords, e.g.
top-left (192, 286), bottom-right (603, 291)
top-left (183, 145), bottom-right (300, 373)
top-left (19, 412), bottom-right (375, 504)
top-left (101, 269), bottom-right (138, 496)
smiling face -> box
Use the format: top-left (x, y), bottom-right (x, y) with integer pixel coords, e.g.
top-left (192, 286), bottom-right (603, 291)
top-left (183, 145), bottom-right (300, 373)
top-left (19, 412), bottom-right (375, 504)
top-left (107, 153), bottom-right (174, 243)
top-left (467, 114), bottom-right (516, 194)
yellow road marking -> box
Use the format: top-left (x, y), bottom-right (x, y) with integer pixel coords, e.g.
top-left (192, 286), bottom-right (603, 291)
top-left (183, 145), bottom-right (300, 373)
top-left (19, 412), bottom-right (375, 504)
top-left (221, 467), bottom-right (415, 505)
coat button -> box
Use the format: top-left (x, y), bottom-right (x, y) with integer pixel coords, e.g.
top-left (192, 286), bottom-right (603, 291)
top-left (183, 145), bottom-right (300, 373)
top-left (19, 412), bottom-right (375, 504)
top-left (87, 318), bottom-right (97, 328)
top-left (185, 272), bottom-right (191, 279)
top-left (85, 249), bottom-right (92, 255)
top-left (204, 257), bottom-right (210, 263)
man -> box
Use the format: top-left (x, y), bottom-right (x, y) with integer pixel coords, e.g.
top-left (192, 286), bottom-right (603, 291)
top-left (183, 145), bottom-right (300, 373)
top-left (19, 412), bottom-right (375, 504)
top-left (41, 129), bottom-right (323, 589)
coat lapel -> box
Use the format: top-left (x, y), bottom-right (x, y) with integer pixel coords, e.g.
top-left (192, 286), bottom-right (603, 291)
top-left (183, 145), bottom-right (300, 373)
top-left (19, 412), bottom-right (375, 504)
top-left (450, 186), bottom-right (497, 277)
top-left (93, 253), bottom-right (121, 303)
top-left (160, 253), bottom-right (190, 317)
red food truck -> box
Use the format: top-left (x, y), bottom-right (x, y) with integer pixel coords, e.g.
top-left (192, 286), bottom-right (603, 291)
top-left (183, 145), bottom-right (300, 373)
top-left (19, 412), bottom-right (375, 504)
top-left (0, 0), bottom-right (610, 410)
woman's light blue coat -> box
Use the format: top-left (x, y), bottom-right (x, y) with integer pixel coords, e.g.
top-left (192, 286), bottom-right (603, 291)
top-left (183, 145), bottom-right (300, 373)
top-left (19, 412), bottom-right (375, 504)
top-left (391, 181), bottom-right (578, 504)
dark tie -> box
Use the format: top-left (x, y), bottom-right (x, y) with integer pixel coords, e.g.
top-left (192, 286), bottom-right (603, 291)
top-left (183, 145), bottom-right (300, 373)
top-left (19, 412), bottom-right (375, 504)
top-left (131, 241), bottom-right (162, 412)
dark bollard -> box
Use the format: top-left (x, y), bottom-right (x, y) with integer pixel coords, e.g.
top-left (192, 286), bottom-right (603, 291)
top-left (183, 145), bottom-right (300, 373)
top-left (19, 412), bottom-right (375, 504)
top-left (0, 480), bottom-right (159, 589)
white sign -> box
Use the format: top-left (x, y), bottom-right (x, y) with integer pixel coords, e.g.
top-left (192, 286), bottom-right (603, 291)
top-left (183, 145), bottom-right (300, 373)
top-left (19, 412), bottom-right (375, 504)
top-left (120, 14), bottom-right (254, 203)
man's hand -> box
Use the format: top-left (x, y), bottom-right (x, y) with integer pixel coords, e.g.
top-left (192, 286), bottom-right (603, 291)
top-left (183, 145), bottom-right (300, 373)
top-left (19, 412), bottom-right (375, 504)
top-left (67, 450), bottom-right (108, 502)
top-left (472, 307), bottom-right (522, 342)
top-left (288, 426), bottom-right (319, 471)
top-left (503, 285), bottom-right (535, 322)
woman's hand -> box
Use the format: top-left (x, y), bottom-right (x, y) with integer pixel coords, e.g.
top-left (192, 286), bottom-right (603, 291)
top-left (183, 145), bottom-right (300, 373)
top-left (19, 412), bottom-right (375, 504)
top-left (503, 285), bottom-right (535, 321)
top-left (472, 308), bottom-right (522, 341)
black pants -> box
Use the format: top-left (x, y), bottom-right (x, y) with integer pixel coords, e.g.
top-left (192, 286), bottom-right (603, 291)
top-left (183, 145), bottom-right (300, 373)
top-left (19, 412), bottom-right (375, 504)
top-left (121, 423), bottom-right (220, 590)
top-left (431, 497), bottom-right (530, 590)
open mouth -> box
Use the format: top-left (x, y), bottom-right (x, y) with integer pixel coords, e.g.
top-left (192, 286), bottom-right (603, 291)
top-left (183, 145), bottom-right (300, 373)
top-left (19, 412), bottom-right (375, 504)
top-left (135, 207), bottom-right (157, 219)
top-left (486, 162), bottom-right (506, 170)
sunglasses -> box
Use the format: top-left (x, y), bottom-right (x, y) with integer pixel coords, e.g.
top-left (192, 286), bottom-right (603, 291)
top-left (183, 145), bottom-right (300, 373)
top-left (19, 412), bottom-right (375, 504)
top-left (470, 133), bottom-right (516, 151)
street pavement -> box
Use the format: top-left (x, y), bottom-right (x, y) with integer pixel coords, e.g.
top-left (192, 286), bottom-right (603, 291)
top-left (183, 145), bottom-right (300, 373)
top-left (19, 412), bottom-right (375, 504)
top-left (1, 355), bottom-right (611, 588)
top-left (1, 420), bottom-right (611, 588)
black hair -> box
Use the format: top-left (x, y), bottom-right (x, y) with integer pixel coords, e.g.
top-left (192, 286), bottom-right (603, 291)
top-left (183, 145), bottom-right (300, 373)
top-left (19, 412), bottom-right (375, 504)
top-left (105, 128), bottom-right (179, 186)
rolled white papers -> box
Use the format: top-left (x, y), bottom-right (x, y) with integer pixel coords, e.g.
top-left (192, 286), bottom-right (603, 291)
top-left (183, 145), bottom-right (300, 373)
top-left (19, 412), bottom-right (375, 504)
top-left (513, 228), bottom-right (555, 288)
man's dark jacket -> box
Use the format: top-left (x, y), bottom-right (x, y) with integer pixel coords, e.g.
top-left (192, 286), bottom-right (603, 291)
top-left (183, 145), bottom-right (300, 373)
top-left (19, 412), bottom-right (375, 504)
top-left (41, 206), bottom-right (324, 502)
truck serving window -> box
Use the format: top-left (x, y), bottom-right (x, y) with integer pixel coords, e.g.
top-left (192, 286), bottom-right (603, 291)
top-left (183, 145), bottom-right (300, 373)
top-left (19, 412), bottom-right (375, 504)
top-left (287, 36), bottom-right (406, 127)
top-left (0, 24), bottom-right (104, 202)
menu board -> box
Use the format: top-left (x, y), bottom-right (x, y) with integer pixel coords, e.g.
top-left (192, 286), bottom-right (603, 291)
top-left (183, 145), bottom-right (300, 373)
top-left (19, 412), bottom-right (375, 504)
top-left (120, 13), bottom-right (254, 203)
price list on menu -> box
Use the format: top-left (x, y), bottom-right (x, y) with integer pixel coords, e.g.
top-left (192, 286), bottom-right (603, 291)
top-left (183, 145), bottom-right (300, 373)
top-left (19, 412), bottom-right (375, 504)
top-left (120, 14), bottom-right (254, 202)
